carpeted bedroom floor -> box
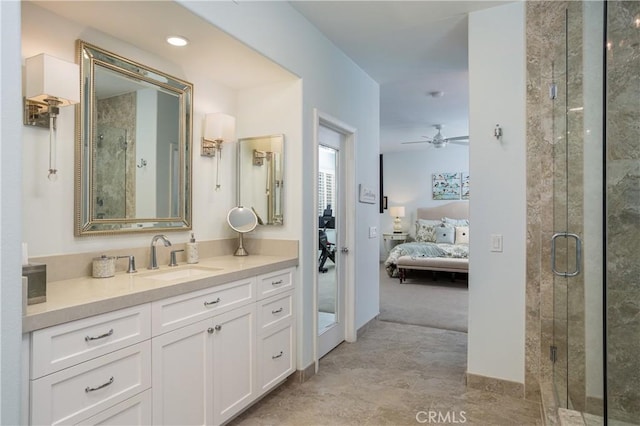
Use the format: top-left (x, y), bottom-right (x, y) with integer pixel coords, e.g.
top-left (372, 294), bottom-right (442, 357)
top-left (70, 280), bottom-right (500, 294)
top-left (379, 263), bottom-right (469, 333)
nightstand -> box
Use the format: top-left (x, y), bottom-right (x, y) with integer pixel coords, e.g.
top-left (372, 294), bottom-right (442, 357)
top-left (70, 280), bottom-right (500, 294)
top-left (383, 232), bottom-right (409, 253)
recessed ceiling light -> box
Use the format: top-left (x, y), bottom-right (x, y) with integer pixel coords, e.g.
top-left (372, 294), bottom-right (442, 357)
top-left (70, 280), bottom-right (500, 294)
top-left (166, 36), bottom-right (189, 47)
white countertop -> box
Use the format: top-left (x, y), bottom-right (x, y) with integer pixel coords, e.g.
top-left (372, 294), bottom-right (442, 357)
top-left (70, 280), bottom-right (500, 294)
top-left (24, 254), bottom-right (298, 333)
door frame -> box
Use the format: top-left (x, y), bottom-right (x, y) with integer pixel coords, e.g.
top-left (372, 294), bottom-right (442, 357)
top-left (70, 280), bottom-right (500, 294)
top-left (312, 109), bottom-right (356, 371)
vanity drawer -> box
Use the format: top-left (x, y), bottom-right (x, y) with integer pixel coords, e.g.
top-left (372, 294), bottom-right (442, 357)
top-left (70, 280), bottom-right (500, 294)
top-left (30, 341), bottom-right (151, 426)
top-left (258, 292), bottom-right (293, 332)
top-left (76, 389), bottom-right (151, 426)
top-left (257, 268), bottom-right (294, 299)
top-left (258, 322), bottom-right (295, 394)
top-left (31, 304), bottom-right (151, 379)
top-left (152, 277), bottom-right (255, 335)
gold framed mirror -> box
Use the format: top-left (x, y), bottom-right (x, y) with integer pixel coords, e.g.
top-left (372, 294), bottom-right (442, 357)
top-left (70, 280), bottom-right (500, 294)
top-left (74, 40), bottom-right (193, 235)
top-left (237, 134), bottom-right (284, 225)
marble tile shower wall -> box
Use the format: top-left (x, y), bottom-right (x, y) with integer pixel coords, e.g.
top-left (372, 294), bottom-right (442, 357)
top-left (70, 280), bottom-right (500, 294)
top-left (606, 1), bottom-right (640, 422)
top-left (96, 92), bottom-right (137, 218)
top-left (525, 0), bottom-right (569, 404)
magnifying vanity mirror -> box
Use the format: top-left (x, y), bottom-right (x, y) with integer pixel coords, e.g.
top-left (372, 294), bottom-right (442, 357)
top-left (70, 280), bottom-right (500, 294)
top-left (237, 134), bottom-right (284, 226)
top-left (75, 40), bottom-right (193, 235)
top-left (227, 207), bottom-right (258, 256)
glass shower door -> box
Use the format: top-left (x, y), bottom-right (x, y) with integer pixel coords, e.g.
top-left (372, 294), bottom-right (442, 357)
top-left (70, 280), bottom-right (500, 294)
top-left (551, 1), bottom-right (604, 419)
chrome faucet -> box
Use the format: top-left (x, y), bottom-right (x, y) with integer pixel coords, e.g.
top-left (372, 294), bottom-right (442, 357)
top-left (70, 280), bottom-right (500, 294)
top-left (149, 235), bottom-right (172, 270)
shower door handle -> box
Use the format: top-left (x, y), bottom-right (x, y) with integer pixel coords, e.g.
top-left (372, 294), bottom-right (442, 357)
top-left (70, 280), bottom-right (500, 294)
top-left (551, 232), bottom-right (582, 277)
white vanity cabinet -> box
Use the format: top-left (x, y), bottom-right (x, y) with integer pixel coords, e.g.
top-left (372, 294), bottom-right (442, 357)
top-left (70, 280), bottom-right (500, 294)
top-left (26, 265), bottom-right (296, 426)
top-left (151, 278), bottom-right (257, 426)
top-left (151, 267), bottom-right (295, 425)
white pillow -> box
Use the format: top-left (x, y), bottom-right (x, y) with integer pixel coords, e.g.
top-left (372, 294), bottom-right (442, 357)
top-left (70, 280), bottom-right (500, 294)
top-left (455, 226), bottom-right (469, 244)
top-left (435, 224), bottom-right (455, 244)
top-left (443, 217), bottom-right (469, 227)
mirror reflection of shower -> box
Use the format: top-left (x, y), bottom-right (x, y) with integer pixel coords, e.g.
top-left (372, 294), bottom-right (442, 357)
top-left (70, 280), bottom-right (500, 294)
top-left (94, 126), bottom-right (135, 219)
top-left (253, 149), bottom-right (283, 225)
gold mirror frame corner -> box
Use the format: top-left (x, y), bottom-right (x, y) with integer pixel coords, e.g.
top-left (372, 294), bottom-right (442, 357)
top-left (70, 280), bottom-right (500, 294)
top-left (74, 40), bottom-right (193, 236)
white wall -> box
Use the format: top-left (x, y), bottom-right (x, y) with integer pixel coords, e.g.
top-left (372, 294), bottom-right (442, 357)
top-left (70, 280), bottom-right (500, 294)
top-left (1, 2), bottom-right (24, 424)
top-left (183, 1), bottom-right (381, 367)
top-left (381, 147), bottom-right (469, 258)
top-left (467, 2), bottom-right (527, 384)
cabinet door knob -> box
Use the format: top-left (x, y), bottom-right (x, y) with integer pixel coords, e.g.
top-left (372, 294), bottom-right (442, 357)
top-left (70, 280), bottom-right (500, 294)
top-left (207, 327), bottom-right (214, 334)
top-left (215, 324), bottom-right (222, 331)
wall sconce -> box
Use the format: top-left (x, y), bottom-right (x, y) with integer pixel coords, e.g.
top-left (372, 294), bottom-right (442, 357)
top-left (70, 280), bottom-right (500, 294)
top-left (202, 112), bottom-right (236, 190)
top-left (24, 53), bottom-right (80, 181)
top-left (389, 206), bottom-right (405, 233)
top-left (494, 124), bottom-right (503, 140)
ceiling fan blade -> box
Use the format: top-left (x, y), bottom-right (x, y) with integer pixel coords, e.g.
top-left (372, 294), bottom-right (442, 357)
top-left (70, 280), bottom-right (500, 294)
top-left (401, 140), bottom-right (430, 145)
top-left (446, 135), bottom-right (469, 141)
top-left (448, 140), bottom-right (469, 146)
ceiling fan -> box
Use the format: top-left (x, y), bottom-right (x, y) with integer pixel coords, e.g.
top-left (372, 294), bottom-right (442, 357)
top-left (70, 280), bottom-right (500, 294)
top-left (401, 124), bottom-right (469, 148)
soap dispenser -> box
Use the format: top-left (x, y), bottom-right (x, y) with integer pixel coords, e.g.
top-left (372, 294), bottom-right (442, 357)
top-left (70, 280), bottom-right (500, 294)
top-left (186, 233), bottom-right (199, 264)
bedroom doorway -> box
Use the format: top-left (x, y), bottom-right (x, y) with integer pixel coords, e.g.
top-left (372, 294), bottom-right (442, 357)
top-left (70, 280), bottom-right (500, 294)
top-left (315, 112), bottom-right (356, 361)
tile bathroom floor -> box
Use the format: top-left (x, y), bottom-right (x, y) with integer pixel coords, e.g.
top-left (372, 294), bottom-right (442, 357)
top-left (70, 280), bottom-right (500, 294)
top-left (231, 320), bottom-right (542, 426)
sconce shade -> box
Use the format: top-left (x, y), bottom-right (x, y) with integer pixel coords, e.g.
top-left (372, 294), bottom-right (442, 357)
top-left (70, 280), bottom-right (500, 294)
top-left (204, 112), bottom-right (236, 142)
top-left (389, 206), bottom-right (405, 218)
top-left (25, 54), bottom-right (79, 106)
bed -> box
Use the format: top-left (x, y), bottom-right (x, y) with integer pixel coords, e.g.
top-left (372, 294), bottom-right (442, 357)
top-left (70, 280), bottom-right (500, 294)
top-left (384, 202), bottom-right (469, 283)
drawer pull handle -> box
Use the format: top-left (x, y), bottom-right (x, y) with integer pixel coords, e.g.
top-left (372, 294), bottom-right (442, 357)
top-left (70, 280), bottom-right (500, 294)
top-left (85, 329), bottom-right (114, 342)
top-left (272, 351), bottom-right (284, 359)
top-left (272, 279), bottom-right (284, 286)
top-left (204, 297), bottom-right (221, 307)
top-left (85, 376), bottom-right (114, 393)
top-left (272, 307), bottom-right (283, 314)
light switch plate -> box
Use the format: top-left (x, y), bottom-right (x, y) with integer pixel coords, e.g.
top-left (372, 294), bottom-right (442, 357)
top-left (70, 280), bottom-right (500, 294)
top-left (491, 234), bottom-right (503, 252)
top-left (369, 226), bottom-right (378, 238)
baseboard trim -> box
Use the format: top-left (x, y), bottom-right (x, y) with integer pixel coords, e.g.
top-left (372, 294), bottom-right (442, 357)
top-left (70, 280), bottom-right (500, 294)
top-left (357, 315), bottom-right (378, 339)
top-left (293, 362), bottom-right (316, 383)
top-left (466, 372), bottom-right (525, 398)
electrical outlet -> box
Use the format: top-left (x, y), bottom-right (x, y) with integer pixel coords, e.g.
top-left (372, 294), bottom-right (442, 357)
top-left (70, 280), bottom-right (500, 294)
top-left (369, 226), bottom-right (378, 238)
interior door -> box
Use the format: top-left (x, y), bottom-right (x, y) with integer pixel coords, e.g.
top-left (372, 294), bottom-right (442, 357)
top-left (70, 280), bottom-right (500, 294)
top-left (317, 125), bottom-right (347, 358)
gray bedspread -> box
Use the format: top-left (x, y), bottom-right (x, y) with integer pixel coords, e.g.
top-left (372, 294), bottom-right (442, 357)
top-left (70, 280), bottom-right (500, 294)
top-left (384, 242), bottom-right (469, 277)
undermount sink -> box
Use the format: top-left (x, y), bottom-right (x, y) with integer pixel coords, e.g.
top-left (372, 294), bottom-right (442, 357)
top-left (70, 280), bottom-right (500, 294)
top-left (140, 266), bottom-right (222, 281)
